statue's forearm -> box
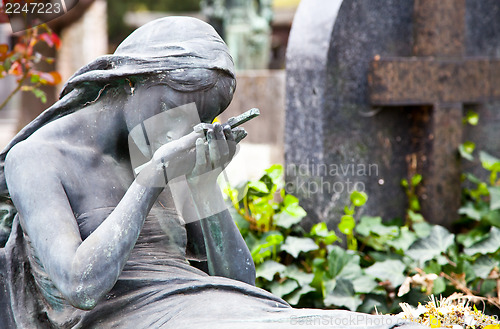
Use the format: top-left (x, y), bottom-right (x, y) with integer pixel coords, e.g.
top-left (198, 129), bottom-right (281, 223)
top-left (199, 210), bottom-right (256, 285)
top-left (190, 185), bottom-right (256, 285)
top-left (70, 180), bottom-right (163, 308)
top-left (54, 165), bottom-right (164, 310)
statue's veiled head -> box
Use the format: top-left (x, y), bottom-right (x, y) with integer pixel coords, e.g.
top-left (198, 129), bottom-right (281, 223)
top-left (0, 17), bottom-right (236, 197)
top-left (62, 16), bottom-right (236, 125)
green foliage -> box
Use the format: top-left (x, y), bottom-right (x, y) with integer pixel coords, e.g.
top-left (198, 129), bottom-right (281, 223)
top-left (463, 110), bottom-right (479, 126)
top-left (401, 174), bottom-right (423, 226)
top-left (339, 191), bottom-right (368, 250)
top-left (226, 162), bottom-right (500, 314)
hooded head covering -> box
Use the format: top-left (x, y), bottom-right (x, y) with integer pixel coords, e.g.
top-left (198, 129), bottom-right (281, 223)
top-left (0, 16), bottom-right (235, 197)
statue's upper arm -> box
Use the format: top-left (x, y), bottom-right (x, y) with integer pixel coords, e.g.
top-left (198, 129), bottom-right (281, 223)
top-left (4, 141), bottom-right (82, 277)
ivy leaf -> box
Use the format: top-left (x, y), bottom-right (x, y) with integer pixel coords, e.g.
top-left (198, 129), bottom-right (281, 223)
top-left (356, 216), bottom-right (399, 251)
top-left (327, 245), bottom-right (362, 280)
top-left (323, 233), bottom-right (338, 245)
top-left (484, 211), bottom-right (500, 227)
top-left (328, 245), bottom-right (351, 278)
top-left (310, 222), bottom-right (328, 237)
top-left (432, 276), bottom-right (446, 295)
top-left (480, 280), bottom-right (498, 296)
top-left (464, 227), bottom-right (500, 256)
top-left (464, 110), bottom-right (479, 126)
top-left (458, 202), bottom-right (482, 221)
top-left (351, 275), bottom-right (378, 294)
top-left (344, 205), bottom-right (355, 216)
top-left (274, 195), bottom-right (307, 229)
top-left (248, 181), bottom-right (269, 193)
top-left (365, 259), bottom-right (406, 287)
top-left (350, 191), bottom-right (368, 207)
top-left (407, 226), bottom-right (455, 264)
top-left (355, 216), bottom-right (382, 237)
top-left (488, 187), bottom-right (500, 211)
top-left (472, 255), bottom-right (497, 279)
top-left (256, 260), bottom-right (286, 281)
top-left (269, 279), bottom-right (298, 298)
top-left (264, 164), bottom-right (283, 187)
top-left (408, 210), bottom-right (425, 223)
top-left (250, 232), bottom-right (284, 263)
top-left (274, 211), bottom-right (303, 229)
top-left (284, 264), bottom-right (314, 286)
top-left (283, 199), bottom-right (307, 218)
top-left (283, 194), bottom-right (298, 206)
top-left (386, 226), bottom-right (417, 252)
top-left (355, 216), bottom-right (398, 237)
top-left (462, 259), bottom-right (477, 283)
top-left (286, 285), bottom-right (316, 306)
top-left (412, 221), bottom-right (432, 238)
top-left (265, 233), bottom-right (284, 246)
top-left (310, 223), bottom-right (338, 245)
top-left (411, 174), bottom-right (423, 187)
top-left (281, 236), bottom-right (318, 258)
top-left (457, 228), bottom-right (489, 248)
top-left (324, 279), bottom-right (362, 311)
top-left (338, 215), bottom-right (355, 235)
top-left (479, 151), bottom-right (500, 172)
top-left (358, 295), bottom-right (389, 314)
top-left (459, 143), bottom-right (475, 161)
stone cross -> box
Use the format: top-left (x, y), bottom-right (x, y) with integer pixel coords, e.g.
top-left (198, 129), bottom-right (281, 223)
top-left (368, 0), bottom-right (500, 226)
top-left (285, 0), bottom-right (500, 229)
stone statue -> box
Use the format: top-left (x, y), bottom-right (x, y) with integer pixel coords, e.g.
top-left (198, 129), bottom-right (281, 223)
top-left (201, 0), bottom-right (272, 69)
top-left (0, 17), bottom-right (426, 329)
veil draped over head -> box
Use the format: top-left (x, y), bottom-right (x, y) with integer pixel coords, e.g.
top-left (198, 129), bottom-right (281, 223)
top-left (0, 16), bottom-right (236, 198)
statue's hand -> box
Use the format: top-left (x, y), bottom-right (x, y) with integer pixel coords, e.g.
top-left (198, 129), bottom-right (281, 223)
top-left (187, 122), bottom-right (236, 190)
top-left (138, 130), bottom-right (202, 186)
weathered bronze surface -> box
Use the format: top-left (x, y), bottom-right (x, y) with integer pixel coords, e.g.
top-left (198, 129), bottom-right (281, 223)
top-left (0, 16), bottom-right (426, 329)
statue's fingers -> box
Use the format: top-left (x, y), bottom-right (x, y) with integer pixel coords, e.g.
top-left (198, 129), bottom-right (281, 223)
top-left (223, 124), bottom-right (236, 158)
top-left (213, 122), bottom-right (229, 159)
top-left (207, 129), bottom-right (221, 169)
top-left (232, 127), bottom-right (247, 144)
top-left (195, 138), bottom-right (208, 167)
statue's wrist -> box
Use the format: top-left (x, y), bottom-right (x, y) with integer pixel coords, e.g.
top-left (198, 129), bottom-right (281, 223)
top-left (135, 160), bottom-right (168, 188)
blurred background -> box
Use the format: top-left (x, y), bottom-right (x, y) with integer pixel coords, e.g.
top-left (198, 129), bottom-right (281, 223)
top-left (0, 0), bottom-right (301, 182)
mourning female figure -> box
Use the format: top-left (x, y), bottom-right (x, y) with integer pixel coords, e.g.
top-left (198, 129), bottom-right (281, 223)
top-left (0, 17), bottom-right (424, 329)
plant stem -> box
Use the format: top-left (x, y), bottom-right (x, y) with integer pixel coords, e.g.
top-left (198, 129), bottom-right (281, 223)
top-left (0, 74), bottom-right (26, 111)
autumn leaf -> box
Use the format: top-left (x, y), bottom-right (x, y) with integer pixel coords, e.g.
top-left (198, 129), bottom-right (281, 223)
top-left (0, 44), bottom-right (10, 61)
top-left (8, 62), bottom-right (23, 76)
top-left (36, 71), bottom-right (62, 85)
top-left (0, 44), bottom-right (8, 55)
top-left (39, 33), bottom-right (62, 50)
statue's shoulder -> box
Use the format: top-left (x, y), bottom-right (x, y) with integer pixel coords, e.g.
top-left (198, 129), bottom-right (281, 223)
top-left (4, 137), bottom-right (81, 190)
top-left (5, 138), bottom-right (60, 169)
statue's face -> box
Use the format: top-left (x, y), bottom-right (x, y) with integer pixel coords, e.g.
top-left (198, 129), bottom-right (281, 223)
top-left (124, 82), bottom-right (223, 158)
